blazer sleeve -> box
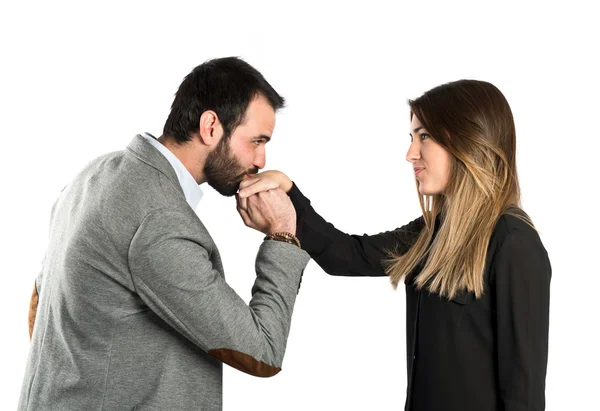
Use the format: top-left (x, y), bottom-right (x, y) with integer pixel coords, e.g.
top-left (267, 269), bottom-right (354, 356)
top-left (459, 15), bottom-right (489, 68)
top-left (29, 194), bottom-right (62, 339)
top-left (29, 259), bottom-right (45, 339)
top-left (28, 281), bottom-right (39, 340)
top-left (128, 208), bottom-right (311, 378)
top-left (491, 228), bottom-right (551, 410)
top-left (288, 182), bottom-right (424, 277)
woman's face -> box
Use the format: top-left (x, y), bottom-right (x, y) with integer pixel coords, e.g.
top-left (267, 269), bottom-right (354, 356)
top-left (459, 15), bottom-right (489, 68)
top-left (406, 114), bottom-right (452, 196)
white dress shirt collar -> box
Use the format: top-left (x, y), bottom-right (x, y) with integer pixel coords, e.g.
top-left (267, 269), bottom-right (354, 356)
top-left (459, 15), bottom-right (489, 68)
top-left (141, 132), bottom-right (203, 210)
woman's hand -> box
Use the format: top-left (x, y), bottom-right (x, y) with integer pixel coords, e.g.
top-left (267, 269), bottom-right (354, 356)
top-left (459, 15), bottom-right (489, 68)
top-left (237, 170), bottom-right (293, 198)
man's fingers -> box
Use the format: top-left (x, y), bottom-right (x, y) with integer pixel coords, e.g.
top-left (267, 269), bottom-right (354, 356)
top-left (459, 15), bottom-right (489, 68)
top-left (235, 194), bottom-right (252, 225)
top-left (235, 193), bottom-right (249, 210)
top-left (236, 203), bottom-right (252, 226)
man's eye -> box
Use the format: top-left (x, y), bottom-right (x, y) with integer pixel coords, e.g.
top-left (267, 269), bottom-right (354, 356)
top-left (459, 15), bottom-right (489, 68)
top-left (253, 141), bottom-right (261, 146)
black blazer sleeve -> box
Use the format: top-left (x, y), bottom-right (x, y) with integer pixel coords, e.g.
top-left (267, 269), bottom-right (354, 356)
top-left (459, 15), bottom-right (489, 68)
top-left (491, 227), bottom-right (551, 410)
top-left (287, 182), bottom-right (424, 277)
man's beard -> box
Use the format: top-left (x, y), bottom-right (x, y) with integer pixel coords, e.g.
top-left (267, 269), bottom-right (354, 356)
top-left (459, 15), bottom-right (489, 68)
top-left (204, 136), bottom-right (257, 197)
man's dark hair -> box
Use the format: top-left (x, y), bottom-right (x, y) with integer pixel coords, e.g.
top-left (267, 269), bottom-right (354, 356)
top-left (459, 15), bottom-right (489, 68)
top-left (163, 57), bottom-right (285, 143)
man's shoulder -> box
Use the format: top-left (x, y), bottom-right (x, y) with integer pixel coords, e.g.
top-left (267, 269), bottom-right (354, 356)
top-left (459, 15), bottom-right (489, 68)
top-left (64, 145), bottom-right (189, 222)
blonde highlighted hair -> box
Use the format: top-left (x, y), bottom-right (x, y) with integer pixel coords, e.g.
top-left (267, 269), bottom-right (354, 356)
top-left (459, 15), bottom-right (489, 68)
top-left (386, 80), bottom-right (534, 299)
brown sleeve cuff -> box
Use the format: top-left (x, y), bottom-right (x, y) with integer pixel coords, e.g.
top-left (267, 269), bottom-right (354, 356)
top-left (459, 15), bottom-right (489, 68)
top-left (208, 348), bottom-right (281, 378)
top-left (28, 281), bottom-right (39, 340)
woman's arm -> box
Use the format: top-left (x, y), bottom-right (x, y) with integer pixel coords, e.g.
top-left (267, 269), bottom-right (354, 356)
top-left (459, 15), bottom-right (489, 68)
top-left (491, 227), bottom-right (551, 410)
top-left (238, 171), bottom-right (424, 277)
top-left (289, 182), bottom-right (423, 276)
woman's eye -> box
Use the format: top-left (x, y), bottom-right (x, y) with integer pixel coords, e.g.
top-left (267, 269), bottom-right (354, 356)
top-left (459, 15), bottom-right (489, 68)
top-left (420, 133), bottom-right (430, 140)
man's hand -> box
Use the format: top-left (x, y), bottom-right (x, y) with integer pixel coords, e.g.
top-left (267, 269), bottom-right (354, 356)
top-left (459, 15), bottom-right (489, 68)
top-left (238, 170), bottom-right (293, 199)
top-left (236, 188), bottom-right (296, 235)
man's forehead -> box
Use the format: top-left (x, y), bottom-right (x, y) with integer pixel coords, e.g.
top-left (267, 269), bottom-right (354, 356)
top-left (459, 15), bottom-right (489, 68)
top-left (242, 97), bottom-right (276, 133)
top-left (247, 95), bottom-right (275, 117)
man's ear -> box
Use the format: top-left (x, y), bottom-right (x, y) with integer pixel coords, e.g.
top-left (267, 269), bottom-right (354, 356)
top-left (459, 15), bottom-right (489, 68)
top-left (198, 110), bottom-right (223, 146)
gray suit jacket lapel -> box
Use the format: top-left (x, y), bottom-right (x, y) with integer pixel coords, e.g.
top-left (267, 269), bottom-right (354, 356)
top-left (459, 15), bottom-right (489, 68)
top-left (126, 134), bottom-right (185, 198)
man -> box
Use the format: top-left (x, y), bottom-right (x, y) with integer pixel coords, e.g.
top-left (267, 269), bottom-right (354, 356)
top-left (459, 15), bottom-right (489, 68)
top-left (20, 57), bottom-right (309, 411)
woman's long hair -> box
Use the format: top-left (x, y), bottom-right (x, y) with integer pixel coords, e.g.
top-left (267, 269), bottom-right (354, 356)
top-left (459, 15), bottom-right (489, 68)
top-left (386, 80), bottom-right (534, 299)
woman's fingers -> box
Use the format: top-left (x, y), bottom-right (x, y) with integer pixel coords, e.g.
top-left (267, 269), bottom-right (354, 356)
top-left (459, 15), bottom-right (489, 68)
top-left (238, 178), bottom-right (279, 198)
top-left (239, 178), bottom-right (259, 190)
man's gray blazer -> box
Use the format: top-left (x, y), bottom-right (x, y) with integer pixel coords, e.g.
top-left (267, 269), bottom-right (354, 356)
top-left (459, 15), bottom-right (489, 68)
top-left (18, 135), bottom-right (310, 411)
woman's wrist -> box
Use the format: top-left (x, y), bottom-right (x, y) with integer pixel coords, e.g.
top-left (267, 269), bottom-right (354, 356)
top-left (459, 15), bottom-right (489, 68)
top-left (280, 176), bottom-right (293, 193)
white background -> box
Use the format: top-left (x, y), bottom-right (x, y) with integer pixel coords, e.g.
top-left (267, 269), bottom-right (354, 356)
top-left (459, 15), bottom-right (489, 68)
top-left (1, 0), bottom-right (598, 409)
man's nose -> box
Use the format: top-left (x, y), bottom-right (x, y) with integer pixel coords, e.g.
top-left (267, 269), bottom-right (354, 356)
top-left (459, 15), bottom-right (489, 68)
top-left (254, 149), bottom-right (266, 170)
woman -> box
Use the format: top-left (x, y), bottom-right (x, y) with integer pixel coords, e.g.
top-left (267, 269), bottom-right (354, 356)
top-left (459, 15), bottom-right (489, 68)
top-left (237, 80), bottom-right (551, 411)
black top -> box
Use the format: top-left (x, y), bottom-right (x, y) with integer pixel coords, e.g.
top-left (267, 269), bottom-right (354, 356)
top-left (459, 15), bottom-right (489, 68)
top-left (288, 183), bottom-right (551, 411)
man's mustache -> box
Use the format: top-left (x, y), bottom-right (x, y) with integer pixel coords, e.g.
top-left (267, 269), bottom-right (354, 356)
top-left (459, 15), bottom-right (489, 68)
top-left (240, 168), bottom-right (259, 179)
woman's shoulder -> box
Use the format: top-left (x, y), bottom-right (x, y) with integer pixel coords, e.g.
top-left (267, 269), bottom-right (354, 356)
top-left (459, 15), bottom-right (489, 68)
top-left (487, 208), bottom-right (551, 287)
top-left (491, 207), bottom-right (546, 254)
top-left (495, 206), bottom-right (534, 231)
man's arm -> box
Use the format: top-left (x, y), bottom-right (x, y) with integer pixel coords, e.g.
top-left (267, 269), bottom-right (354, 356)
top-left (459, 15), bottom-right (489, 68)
top-left (28, 260), bottom-right (45, 340)
top-left (28, 281), bottom-right (39, 340)
top-left (128, 206), bottom-right (309, 377)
